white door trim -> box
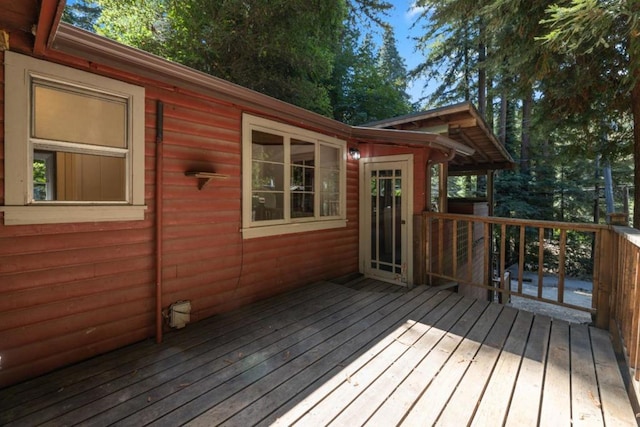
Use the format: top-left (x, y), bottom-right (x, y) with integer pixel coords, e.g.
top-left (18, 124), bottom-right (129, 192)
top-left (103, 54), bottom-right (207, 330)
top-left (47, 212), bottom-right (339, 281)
top-left (359, 154), bottom-right (414, 286)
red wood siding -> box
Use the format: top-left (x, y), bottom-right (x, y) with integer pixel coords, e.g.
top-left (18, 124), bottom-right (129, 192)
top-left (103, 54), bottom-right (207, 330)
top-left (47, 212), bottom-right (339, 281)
top-left (0, 49), bottom-right (360, 387)
top-left (0, 52), bottom-right (4, 204)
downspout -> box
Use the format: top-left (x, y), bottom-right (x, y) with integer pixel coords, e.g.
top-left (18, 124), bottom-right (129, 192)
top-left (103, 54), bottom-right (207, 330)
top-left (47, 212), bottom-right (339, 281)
top-left (444, 147), bottom-right (456, 161)
top-left (155, 100), bottom-right (164, 344)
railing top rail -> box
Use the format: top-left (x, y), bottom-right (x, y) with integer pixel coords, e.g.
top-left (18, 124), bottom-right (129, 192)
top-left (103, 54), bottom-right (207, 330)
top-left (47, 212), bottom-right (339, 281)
top-left (423, 211), bottom-right (610, 233)
top-left (612, 225), bottom-right (640, 247)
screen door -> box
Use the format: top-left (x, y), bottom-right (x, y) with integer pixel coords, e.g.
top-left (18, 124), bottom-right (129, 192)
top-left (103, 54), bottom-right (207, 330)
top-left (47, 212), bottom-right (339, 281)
top-left (362, 158), bottom-right (411, 285)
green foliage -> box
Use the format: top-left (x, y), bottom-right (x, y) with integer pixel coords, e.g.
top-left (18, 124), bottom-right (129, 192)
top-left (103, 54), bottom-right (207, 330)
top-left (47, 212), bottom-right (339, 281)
top-left (411, 0), bottom-right (482, 106)
top-left (96, 0), bottom-right (347, 115)
top-left (538, 0), bottom-right (640, 227)
top-left (330, 27), bottom-right (415, 125)
top-left (62, 0), bottom-right (101, 31)
top-left (413, 0), bottom-right (637, 229)
top-left (72, 0), bottom-right (410, 121)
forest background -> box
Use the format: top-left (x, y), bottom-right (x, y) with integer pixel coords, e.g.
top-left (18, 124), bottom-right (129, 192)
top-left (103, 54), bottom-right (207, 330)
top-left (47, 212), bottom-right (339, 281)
top-left (63, 0), bottom-right (640, 229)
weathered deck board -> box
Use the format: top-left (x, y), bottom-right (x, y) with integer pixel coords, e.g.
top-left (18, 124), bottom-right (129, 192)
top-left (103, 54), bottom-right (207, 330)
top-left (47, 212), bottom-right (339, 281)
top-left (505, 314), bottom-right (551, 426)
top-left (182, 287), bottom-right (433, 426)
top-left (76, 283), bottom-right (388, 426)
top-left (0, 280), bottom-right (635, 427)
top-left (1, 280), bottom-right (334, 414)
top-left (571, 324), bottom-right (605, 426)
top-left (356, 296), bottom-right (477, 426)
top-left (268, 291), bottom-right (462, 426)
top-left (539, 319), bottom-right (572, 426)
top-left (434, 305), bottom-right (519, 425)
top-left (308, 293), bottom-right (469, 426)
top-left (590, 327), bottom-right (638, 426)
top-left (264, 290), bottom-right (455, 426)
top-left (470, 309), bottom-right (534, 426)
top-left (400, 302), bottom-right (503, 426)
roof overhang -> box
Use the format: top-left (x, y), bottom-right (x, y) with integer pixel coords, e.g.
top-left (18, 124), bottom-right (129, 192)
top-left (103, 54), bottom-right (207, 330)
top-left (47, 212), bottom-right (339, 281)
top-left (352, 127), bottom-right (475, 156)
top-left (365, 102), bottom-right (515, 174)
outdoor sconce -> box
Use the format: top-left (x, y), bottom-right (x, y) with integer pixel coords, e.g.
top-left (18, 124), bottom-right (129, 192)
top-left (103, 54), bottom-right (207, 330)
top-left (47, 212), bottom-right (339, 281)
top-left (349, 147), bottom-right (361, 160)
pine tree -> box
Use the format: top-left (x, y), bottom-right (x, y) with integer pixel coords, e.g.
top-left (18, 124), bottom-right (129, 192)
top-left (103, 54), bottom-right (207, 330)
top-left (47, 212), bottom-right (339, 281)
top-left (540, 0), bottom-right (640, 227)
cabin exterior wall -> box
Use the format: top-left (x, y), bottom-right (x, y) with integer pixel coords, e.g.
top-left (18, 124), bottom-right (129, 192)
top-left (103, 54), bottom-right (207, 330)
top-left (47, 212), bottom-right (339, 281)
top-left (0, 47), bottom-right (360, 387)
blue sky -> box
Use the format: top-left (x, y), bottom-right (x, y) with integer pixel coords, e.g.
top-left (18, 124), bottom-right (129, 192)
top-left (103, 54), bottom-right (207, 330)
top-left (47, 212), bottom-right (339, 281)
top-left (384, 1), bottom-right (431, 104)
top-left (66, 0), bottom-right (432, 104)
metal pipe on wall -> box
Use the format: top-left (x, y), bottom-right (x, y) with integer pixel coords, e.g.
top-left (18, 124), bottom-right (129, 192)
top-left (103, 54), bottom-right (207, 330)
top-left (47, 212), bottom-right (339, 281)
top-left (155, 100), bottom-right (164, 344)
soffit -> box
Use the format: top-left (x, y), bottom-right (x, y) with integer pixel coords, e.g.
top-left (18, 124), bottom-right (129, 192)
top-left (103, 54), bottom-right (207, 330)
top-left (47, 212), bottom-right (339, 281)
top-left (366, 102), bottom-right (515, 174)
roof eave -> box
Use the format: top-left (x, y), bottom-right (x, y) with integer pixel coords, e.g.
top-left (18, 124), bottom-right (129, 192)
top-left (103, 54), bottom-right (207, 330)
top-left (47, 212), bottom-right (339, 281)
top-left (352, 127), bottom-right (475, 157)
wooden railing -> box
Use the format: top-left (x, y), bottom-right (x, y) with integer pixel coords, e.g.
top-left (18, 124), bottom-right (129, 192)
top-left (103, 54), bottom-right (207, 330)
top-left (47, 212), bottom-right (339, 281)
top-left (611, 227), bottom-right (640, 382)
top-left (422, 212), bottom-right (611, 326)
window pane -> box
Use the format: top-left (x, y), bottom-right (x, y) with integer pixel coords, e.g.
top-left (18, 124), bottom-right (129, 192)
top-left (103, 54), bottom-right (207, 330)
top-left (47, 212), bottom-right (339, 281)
top-left (33, 151), bottom-right (55, 201)
top-left (252, 161), bottom-right (284, 192)
top-left (252, 130), bottom-right (284, 162)
top-left (291, 139), bottom-right (314, 163)
top-left (252, 130), bottom-right (284, 222)
top-left (252, 192), bottom-right (284, 220)
top-left (291, 139), bottom-right (314, 218)
top-left (39, 151), bottom-right (126, 201)
top-left (320, 169), bottom-right (339, 216)
top-left (320, 145), bottom-right (340, 217)
top-left (291, 139), bottom-right (314, 190)
top-left (370, 174), bottom-right (377, 259)
top-left (33, 84), bottom-right (127, 148)
top-left (430, 164), bottom-right (440, 212)
top-left (291, 193), bottom-right (314, 218)
top-left (320, 144), bottom-right (339, 167)
top-left (378, 177), bottom-right (394, 264)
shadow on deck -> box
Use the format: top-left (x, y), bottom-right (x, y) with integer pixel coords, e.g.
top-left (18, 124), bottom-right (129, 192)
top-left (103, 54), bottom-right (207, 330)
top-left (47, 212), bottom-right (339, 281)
top-left (0, 278), bottom-right (636, 426)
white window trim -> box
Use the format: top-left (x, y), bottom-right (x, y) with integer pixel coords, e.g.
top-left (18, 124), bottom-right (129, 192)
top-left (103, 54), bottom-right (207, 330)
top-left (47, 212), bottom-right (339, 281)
top-left (241, 113), bottom-right (347, 239)
top-left (2, 51), bottom-right (146, 225)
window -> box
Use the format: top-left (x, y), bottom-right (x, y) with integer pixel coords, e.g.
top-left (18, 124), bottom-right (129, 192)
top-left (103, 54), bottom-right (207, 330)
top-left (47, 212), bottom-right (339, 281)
top-left (242, 114), bottom-right (347, 238)
top-left (2, 51), bottom-right (145, 225)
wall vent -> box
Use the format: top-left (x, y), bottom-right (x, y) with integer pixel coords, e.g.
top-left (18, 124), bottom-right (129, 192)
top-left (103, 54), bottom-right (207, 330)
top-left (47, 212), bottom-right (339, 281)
top-left (169, 300), bottom-right (191, 329)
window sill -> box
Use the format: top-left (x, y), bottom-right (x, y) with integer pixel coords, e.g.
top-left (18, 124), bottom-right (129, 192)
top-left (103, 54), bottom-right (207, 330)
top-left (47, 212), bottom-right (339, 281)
top-left (0, 205), bottom-right (147, 225)
top-left (241, 219), bottom-right (347, 239)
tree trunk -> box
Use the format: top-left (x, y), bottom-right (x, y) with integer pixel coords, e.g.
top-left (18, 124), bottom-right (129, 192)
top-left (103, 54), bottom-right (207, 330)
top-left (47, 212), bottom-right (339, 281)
top-left (464, 26), bottom-right (471, 101)
top-left (486, 74), bottom-right (494, 130)
top-left (478, 21), bottom-right (486, 118)
top-left (630, 15), bottom-right (640, 229)
top-left (499, 95), bottom-right (508, 145)
top-left (521, 88), bottom-right (533, 174)
top-left (478, 42), bottom-right (486, 117)
top-left (632, 77), bottom-right (640, 228)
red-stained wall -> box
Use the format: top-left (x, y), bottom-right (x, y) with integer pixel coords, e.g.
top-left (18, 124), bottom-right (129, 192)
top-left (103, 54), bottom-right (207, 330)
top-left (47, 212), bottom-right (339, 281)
top-left (0, 46), bottom-right (362, 387)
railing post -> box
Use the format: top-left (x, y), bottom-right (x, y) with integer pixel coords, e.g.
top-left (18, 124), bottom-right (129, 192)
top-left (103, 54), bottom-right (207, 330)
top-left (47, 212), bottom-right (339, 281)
top-left (594, 227), bottom-right (613, 330)
top-left (414, 213), bottom-right (423, 287)
top-left (483, 222), bottom-right (490, 299)
top-left (423, 212), bottom-right (430, 286)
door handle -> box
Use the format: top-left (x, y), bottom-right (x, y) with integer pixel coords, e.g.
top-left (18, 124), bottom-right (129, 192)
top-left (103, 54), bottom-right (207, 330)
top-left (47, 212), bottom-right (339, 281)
top-left (401, 220), bottom-right (406, 225)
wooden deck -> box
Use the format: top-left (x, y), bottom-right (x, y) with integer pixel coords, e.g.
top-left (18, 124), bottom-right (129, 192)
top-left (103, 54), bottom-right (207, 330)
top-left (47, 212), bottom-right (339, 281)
top-left (0, 278), bottom-right (636, 426)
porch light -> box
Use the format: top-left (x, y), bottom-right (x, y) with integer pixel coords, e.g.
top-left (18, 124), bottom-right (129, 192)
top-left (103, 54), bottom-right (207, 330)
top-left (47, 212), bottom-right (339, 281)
top-left (349, 147), bottom-right (361, 160)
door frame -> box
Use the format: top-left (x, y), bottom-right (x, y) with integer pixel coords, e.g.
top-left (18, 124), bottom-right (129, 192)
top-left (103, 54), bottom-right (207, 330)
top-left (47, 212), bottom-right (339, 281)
top-left (359, 154), bottom-right (414, 286)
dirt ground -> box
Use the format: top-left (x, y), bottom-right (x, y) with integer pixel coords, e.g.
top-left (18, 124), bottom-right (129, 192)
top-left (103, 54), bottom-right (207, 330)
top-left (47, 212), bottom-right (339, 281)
top-left (504, 270), bottom-right (593, 324)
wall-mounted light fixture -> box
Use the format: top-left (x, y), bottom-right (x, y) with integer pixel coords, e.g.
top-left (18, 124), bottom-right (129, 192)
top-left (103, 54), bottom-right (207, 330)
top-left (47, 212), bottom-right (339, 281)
top-left (349, 147), bottom-right (361, 160)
